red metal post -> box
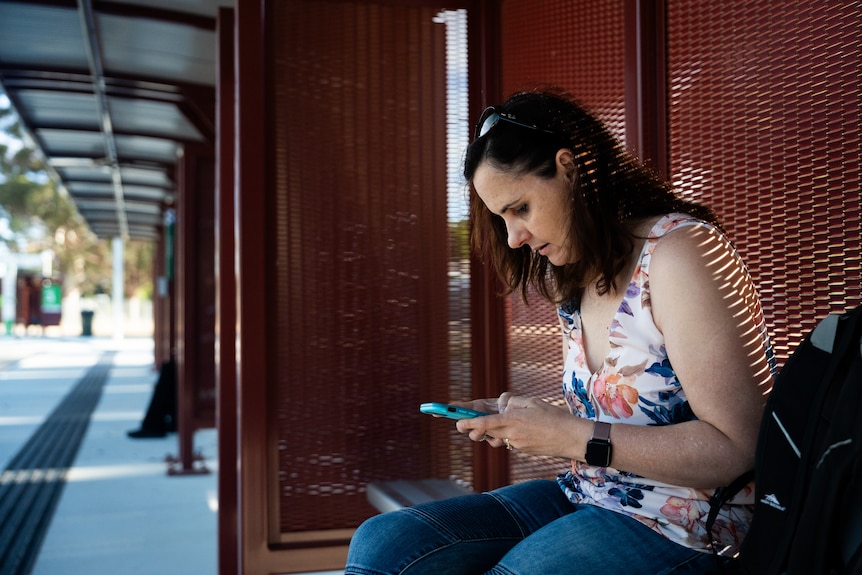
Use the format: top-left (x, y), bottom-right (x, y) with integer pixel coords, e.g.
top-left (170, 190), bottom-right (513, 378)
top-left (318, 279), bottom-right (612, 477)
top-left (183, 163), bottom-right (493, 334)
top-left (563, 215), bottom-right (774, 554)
top-left (624, 0), bottom-right (668, 176)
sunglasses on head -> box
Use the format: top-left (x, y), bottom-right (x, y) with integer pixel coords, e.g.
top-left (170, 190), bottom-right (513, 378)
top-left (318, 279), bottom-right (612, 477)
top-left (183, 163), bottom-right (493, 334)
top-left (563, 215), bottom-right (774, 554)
top-left (474, 106), bottom-right (555, 140)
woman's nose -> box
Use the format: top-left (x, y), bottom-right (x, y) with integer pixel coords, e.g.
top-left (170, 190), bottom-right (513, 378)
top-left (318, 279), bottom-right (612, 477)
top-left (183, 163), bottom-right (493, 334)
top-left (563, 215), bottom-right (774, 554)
top-left (506, 221), bottom-right (529, 249)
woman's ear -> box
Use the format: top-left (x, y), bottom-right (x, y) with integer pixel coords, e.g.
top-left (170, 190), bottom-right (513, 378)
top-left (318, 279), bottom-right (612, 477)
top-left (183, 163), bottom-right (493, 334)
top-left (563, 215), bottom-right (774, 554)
top-left (556, 149), bottom-right (576, 182)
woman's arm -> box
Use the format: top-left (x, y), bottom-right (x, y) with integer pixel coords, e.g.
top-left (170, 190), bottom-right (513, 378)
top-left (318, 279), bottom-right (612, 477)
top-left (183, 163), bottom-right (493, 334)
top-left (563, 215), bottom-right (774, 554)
top-left (639, 223), bottom-right (774, 484)
top-left (458, 224), bottom-right (774, 488)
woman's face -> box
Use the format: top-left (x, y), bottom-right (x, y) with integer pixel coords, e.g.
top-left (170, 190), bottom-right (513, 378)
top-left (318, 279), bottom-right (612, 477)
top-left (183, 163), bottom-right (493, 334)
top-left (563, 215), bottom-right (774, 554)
top-left (472, 149), bottom-right (575, 266)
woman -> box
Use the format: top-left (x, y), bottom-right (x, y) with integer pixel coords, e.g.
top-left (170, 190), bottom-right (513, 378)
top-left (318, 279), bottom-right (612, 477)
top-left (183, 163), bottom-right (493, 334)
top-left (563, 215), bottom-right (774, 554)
top-left (345, 89), bottom-right (775, 574)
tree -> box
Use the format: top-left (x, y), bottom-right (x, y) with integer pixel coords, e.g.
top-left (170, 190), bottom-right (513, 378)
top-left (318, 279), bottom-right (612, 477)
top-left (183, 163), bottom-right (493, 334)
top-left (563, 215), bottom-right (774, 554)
top-left (0, 96), bottom-right (153, 299)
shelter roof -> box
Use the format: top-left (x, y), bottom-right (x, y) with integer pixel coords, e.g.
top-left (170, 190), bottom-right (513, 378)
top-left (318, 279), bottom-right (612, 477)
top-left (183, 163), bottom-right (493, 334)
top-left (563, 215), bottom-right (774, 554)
top-left (0, 0), bottom-right (232, 240)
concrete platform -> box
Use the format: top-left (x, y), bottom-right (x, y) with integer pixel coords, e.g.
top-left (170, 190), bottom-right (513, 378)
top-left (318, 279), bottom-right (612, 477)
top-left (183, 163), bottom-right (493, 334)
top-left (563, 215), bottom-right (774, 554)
top-left (0, 335), bottom-right (340, 575)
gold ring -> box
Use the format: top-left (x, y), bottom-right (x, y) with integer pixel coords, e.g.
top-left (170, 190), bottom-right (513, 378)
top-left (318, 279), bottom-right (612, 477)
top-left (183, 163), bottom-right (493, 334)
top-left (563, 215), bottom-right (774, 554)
top-left (504, 438), bottom-right (512, 450)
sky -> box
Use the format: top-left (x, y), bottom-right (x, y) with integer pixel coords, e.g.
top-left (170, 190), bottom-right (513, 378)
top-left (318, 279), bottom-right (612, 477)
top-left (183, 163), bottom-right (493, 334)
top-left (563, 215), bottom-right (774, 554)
top-left (0, 93), bottom-right (10, 184)
top-left (0, 92), bottom-right (24, 155)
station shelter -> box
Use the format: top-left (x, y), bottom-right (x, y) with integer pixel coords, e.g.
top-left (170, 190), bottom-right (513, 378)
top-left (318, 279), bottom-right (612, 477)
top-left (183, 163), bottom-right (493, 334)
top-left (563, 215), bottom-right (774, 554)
top-left (0, 1), bottom-right (859, 573)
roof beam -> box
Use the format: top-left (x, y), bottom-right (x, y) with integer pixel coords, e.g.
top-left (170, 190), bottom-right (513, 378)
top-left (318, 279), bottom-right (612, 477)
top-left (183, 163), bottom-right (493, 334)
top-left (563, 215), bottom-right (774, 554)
top-left (77, 0), bottom-right (128, 239)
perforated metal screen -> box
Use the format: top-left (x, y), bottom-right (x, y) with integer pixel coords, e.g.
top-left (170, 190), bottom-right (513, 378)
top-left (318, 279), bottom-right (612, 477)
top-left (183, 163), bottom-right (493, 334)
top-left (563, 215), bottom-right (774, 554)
top-left (667, 0), bottom-right (862, 360)
top-left (268, 2), bottom-right (473, 534)
top-left (500, 0), bottom-right (627, 138)
top-left (497, 0), bottom-right (860, 487)
top-left (259, 0), bottom-right (859, 545)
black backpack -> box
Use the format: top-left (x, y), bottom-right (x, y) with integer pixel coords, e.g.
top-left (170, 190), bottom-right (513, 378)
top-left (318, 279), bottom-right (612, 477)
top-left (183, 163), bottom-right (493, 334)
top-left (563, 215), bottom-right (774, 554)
top-left (709, 304), bottom-right (862, 574)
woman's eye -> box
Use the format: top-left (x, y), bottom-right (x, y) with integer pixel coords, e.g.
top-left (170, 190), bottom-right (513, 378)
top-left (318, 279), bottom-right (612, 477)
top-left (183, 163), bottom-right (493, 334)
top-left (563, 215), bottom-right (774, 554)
top-left (515, 204), bottom-right (528, 214)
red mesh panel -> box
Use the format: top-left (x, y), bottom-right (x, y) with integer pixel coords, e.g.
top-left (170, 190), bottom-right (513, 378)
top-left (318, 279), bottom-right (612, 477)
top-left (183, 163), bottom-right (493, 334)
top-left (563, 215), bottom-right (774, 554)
top-left (500, 0), bottom-right (627, 138)
top-left (667, 0), bottom-right (862, 364)
top-left (499, 0), bottom-right (627, 483)
top-left (269, 2), bottom-right (472, 535)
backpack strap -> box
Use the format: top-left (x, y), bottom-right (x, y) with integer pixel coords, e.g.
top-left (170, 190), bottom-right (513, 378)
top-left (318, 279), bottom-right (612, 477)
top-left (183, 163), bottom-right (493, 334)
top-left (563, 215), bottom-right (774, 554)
top-left (708, 468), bottom-right (755, 560)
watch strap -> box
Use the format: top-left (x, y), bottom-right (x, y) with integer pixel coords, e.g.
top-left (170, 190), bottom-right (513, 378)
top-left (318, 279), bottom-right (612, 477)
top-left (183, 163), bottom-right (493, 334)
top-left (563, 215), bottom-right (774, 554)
top-left (591, 421), bottom-right (611, 442)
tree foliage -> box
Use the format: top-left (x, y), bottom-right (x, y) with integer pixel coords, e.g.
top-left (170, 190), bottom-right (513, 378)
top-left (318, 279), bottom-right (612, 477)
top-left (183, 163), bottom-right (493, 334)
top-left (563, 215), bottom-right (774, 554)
top-left (0, 98), bottom-right (153, 299)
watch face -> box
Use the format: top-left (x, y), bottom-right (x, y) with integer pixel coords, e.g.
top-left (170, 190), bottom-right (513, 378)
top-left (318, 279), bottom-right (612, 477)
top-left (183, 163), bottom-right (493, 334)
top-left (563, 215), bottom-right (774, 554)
top-left (586, 440), bottom-right (611, 467)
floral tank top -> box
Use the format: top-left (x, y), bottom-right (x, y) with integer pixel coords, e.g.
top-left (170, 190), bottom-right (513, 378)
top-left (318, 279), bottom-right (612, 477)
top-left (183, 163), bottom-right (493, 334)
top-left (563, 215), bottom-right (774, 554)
top-left (556, 213), bottom-right (772, 554)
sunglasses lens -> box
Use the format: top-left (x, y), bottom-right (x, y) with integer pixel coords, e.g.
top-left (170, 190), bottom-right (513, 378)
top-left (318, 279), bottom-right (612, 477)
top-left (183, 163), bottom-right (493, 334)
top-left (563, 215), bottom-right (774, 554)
top-left (474, 107), bottom-right (551, 140)
top-left (475, 107), bottom-right (499, 139)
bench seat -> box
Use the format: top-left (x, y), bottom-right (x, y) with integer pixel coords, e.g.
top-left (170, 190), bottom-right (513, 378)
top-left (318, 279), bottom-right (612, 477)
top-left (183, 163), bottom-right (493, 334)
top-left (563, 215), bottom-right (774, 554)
top-left (367, 479), bottom-right (474, 513)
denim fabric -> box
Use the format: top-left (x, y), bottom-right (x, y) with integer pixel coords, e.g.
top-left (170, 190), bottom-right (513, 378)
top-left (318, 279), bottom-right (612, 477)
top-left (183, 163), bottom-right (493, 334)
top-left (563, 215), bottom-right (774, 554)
top-left (345, 479), bottom-right (720, 575)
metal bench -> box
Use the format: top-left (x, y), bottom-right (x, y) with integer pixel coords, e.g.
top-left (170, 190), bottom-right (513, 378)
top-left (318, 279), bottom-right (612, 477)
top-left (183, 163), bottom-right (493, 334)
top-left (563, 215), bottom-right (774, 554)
top-left (367, 479), bottom-right (474, 513)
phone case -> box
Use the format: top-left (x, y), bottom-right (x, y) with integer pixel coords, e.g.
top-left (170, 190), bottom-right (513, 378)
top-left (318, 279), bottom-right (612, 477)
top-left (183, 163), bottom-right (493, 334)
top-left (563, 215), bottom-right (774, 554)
top-left (420, 402), bottom-right (489, 419)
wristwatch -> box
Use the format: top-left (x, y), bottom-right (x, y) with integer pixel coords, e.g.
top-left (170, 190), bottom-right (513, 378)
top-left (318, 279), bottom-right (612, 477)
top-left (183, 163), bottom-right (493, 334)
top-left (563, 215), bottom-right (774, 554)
top-left (585, 421), bottom-right (613, 467)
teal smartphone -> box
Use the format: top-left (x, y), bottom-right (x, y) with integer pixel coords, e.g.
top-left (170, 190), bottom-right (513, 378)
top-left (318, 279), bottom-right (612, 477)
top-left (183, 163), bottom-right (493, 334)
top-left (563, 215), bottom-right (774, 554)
top-left (420, 402), bottom-right (489, 420)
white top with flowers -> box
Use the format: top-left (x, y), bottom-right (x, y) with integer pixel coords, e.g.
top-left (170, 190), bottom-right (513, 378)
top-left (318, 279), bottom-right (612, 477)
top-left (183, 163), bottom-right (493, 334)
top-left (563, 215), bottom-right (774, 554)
top-left (557, 213), bottom-right (770, 554)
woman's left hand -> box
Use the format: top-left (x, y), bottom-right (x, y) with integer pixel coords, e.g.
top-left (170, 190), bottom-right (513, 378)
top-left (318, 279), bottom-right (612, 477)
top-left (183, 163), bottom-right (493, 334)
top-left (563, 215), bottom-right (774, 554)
top-left (456, 394), bottom-right (583, 457)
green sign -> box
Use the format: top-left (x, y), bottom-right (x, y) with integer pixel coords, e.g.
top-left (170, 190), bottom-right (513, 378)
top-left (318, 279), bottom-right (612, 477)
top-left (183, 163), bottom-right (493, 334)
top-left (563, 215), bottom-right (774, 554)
top-left (41, 284), bottom-right (62, 314)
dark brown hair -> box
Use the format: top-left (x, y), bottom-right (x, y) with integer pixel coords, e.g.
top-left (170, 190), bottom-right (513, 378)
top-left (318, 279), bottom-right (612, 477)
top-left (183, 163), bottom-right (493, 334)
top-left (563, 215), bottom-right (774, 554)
top-left (464, 89), bottom-right (720, 305)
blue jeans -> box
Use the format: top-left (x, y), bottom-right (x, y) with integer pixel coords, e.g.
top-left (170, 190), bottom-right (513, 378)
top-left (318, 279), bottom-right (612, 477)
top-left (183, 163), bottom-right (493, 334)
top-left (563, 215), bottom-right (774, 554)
top-left (345, 480), bottom-right (721, 575)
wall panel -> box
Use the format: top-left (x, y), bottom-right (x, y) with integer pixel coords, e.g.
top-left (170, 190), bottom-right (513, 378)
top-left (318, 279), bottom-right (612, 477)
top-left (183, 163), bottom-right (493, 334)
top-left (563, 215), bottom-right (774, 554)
top-left (667, 0), bottom-right (862, 362)
top-left (268, 0), bottom-right (456, 537)
top-left (494, 0), bottom-right (860, 490)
